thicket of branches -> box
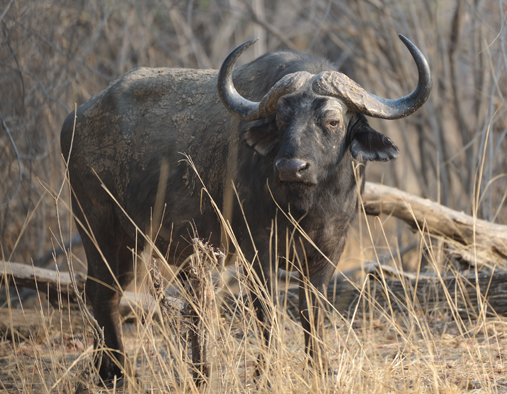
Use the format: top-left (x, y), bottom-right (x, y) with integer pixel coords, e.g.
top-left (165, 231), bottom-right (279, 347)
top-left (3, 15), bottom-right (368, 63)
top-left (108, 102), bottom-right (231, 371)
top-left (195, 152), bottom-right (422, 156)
top-left (1, 0), bottom-right (506, 266)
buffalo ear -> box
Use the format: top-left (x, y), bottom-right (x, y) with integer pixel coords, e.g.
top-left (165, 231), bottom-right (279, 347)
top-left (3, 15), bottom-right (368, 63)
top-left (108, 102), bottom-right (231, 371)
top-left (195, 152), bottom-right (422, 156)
top-left (244, 122), bottom-right (279, 156)
top-left (350, 124), bottom-right (399, 162)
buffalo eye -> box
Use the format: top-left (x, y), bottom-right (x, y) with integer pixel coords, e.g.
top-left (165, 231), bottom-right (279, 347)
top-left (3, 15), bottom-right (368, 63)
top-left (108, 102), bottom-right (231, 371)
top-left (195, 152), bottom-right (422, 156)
top-left (326, 120), bottom-right (340, 128)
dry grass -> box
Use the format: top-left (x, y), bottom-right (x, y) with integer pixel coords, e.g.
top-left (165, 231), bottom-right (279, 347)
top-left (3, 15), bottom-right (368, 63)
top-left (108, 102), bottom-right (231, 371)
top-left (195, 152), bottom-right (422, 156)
top-left (2, 244), bottom-right (507, 393)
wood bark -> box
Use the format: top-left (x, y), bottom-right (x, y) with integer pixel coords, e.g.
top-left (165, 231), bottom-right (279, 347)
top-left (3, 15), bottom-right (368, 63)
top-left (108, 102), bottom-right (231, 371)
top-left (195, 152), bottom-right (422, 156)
top-left (0, 261), bottom-right (179, 319)
top-left (0, 260), bottom-right (84, 304)
top-left (362, 182), bottom-right (507, 266)
top-left (282, 269), bottom-right (507, 320)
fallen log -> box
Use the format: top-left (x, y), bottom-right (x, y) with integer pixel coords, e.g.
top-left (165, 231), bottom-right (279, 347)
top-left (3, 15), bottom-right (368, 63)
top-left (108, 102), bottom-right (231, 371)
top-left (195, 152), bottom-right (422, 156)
top-left (362, 182), bottom-right (507, 267)
top-left (3, 261), bottom-right (507, 323)
top-left (0, 261), bottom-right (180, 319)
top-left (0, 260), bottom-right (85, 304)
top-left (282, 268), bottom-right (507, 320)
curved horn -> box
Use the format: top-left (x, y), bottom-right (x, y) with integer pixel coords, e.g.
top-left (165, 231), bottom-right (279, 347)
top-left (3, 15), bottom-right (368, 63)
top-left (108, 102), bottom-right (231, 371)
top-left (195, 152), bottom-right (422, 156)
top-left (312, 35), bottom-right (432, 119)
top-left (218, 39), bottom-right (312, 121)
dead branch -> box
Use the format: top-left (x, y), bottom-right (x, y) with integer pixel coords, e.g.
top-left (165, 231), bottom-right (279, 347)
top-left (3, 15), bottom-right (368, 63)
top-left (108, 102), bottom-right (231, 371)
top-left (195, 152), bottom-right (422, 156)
top-left (4, 259), bottom-right (507, 327)
top-left (0, 260), bottom-right (84, 304)
top-left (284, 268), bottom-right (507, 320)
top-left (0, 261), bottom-right (180, 319)
top-left (362, 182), bottom-right (507, 265)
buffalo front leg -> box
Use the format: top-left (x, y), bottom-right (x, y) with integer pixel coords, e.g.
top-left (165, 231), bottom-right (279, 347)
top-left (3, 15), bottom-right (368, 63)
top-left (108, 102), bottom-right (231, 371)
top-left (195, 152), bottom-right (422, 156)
top-left (178, 268), bottom-right (208, 386)
top-left (298, 261), bottom-right (335, 373)
top-left (190, 299), bottom-right (207, 384)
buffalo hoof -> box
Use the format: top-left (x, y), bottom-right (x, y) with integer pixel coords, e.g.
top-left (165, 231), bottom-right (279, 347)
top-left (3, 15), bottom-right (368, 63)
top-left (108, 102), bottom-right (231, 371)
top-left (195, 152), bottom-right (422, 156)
top-left (303, 362), bottom-right (338, 379)
top-left (97, 371), bottom-right (124, 388)
top-left (101, 373), bottom-right (143, 391)
top-left (193, 370), bottom-right (209, 387)
top-left (73, 369), bottom-right (140, 393)
top-left (252, 364), bottom-right (273, 390)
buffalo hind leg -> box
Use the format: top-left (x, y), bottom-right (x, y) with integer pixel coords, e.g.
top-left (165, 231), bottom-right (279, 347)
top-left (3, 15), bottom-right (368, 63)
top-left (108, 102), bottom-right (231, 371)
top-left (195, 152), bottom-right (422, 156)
top-left (80, 222), bottom-right (135, 385)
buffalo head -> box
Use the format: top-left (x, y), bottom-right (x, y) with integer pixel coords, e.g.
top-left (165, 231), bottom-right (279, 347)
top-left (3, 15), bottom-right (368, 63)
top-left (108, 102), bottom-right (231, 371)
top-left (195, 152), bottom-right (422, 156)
top-left (218, 36), bottom-right (431, 211)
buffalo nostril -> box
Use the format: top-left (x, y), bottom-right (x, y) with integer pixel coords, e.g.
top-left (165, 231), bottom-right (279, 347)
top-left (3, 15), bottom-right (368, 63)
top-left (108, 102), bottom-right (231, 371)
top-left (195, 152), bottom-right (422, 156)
top-left (299, 162), bottom-right (309, 173)
top-left (276, 158), bottom-right (311, 182)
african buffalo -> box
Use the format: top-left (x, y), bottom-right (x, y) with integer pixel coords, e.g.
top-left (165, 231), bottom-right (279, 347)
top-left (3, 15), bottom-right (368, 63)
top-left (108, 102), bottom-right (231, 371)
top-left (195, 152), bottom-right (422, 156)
top-left (60, 35), bottom-right (431, 384)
